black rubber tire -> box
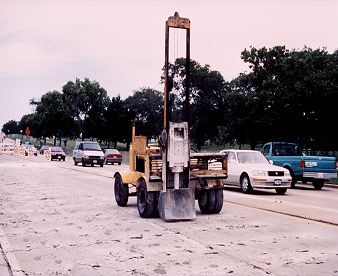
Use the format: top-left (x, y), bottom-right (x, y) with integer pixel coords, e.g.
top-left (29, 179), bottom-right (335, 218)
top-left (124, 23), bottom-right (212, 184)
top-left (91, 164), bottom-right (94, 167)
top-left (73, 157), bottom-right (77, 166)
top-left (286, 167), bottom-right (296, 188)
top-left (82, 159), bottom-right (86, 167)
top-left (198, 189), bottom-right (216, 214)
top-left (118, 162), bottom-right (121, 165)
top-left (100, 163), bottom-right (103, 167)
top-left (114, 173), bottom-right (129, 207)
top-left (137, 179), bottom-right (155, 218)
top-left (152, 191), bottom-right (160, 218)
top-left (240, 174), bottom-right (253, 194)
top-left (313, 179), bottom-right (324, 190)
top-left (213, 189), bottom-right (224, 214)
top-left (275, 188), bottom-right (287, 195)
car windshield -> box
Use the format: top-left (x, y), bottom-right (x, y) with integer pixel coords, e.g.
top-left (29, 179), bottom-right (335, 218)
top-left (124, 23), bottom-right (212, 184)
top-left (25, 145), bottom-right (34, 148)
top-left (105, 149), bottom-right (119, 154)
top-left (42, 145), bottom-right (49, 149)
top-left (51, 147), bottom-right (63, 152)
top-left (83, 143), bottom-right (101, 151)
top-left (237, 152), bottom-right (269, 164)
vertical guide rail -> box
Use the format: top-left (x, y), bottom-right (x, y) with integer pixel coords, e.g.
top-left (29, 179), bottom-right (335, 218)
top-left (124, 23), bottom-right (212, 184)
top-left (164, 12), bottom-right (191, 130)
top-left (163, 12), bottom-right (191, 191)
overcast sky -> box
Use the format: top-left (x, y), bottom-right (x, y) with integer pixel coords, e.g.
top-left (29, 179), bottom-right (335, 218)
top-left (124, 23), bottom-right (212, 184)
top-left (1, 0), bottom-right (338, 129)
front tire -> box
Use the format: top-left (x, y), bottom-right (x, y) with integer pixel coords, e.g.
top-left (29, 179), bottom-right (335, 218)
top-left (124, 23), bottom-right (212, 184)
top-left (240, 174), bottom-right (253, 193)
top-left (137, 179), bottom-right (156, 218)
top-left (73, 157), bottom-right (77, 166)
top-left (275, 188), bottom-right (287, 195)
top-left (114, 173), bottom-right (129, 206)
top-left (313, 179), bottom-right (324, 190)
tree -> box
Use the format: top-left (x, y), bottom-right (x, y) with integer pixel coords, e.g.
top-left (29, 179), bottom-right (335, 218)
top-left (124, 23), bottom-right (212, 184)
top-left (62, 78), bottom-right (110, 140)
top-left (1, 120), bottom-right (19, 135)
top-left (166, 58), bottom-right (227, 150)
top-left (19, 113), bottom-right (42, 139)
top-left (124, 87), bottom-right (163, 138)
top-left (104, 95), bottom-right (134, 148)
top-left (236, 46), bottom-right (338, 149)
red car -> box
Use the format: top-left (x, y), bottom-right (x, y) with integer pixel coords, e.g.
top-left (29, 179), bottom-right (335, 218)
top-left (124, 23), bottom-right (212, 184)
top-left (104, 149), bottom-right (122, 165)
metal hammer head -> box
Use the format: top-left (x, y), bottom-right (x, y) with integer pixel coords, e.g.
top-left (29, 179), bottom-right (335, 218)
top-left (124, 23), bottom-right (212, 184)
top-left (158, 188), bottom-right (196, 222)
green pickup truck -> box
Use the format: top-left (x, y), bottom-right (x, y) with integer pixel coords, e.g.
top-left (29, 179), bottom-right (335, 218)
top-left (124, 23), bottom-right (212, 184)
top-left (261, 142), bottom-right (337, 190)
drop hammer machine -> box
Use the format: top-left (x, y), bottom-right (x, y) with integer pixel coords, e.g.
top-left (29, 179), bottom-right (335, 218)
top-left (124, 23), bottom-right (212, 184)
top-left (114, 13), bottom-right (228, 221)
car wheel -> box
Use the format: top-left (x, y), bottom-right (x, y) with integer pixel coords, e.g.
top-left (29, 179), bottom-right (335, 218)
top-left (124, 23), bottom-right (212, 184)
top-left (313, 179), bottom-right (324, 190)
top-left (198, 189), bottom-right (216, 214)
top-left (114, 173), bottom-right (129, 206)
top-left (82, 159), bottom-right (86, 167)
top-left (100, 163), bottom-right (103, 167)
top-left (118, 162), bottom-right (121, 165)
top-left (240, 174), bottom-right (253, 194)
top-left (91, 164), bottom-right (94, 167)
top-left (105, 160), bottom-right (108, 165)
top-left (137, 179), bottom-right (156, 218)
top-left (275, 188), bottom-right (287, 195)
top-left (73, 157), bottom-right (77, 166)
top-left (285, 167), bottom-right (296, 188)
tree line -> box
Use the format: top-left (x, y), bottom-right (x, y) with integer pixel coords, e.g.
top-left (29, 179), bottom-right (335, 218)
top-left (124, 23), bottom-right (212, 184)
top-left (2, 46), bottom-right (338, 151)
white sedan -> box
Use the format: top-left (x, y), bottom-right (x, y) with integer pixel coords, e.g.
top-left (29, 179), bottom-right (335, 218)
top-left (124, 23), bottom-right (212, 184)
top-left (221, 149), bottom-right (292, 194)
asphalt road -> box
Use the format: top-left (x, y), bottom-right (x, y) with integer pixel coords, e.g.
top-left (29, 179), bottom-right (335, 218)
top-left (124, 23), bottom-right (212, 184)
top-left (1, 154), bottom-right (338, 275)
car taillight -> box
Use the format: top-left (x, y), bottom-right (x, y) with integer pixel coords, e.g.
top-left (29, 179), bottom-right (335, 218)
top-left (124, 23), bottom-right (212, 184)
top-left (300, 160), bottom-right (305, 169)
top-left (107, 154), bottom-right (122, 157)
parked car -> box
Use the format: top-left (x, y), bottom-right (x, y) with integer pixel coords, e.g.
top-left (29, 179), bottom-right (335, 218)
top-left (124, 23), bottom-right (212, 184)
top-left (104, 149), bottom-right (122, 165)
top-left (261, 142), bottom-right (337, 190)
top-left (73, 141), bottom-right (105, 167)
top-left (50, 146), bottom-right (66, 161)
top-left (23, 144), bottom-right (38, 156)
top-left (220, 149), bottom-right (291, 195)
top-left (40, 145), bottom-right (50, 155)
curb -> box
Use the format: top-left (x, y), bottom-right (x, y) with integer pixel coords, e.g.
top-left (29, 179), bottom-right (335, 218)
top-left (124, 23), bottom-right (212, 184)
top-left (0, 226), bottom-right (25, 276)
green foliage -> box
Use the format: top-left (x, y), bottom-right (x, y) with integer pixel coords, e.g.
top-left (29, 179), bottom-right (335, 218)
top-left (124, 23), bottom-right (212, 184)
top-left (167, 58), bottom-right (227, 150)
top-left (226, 46), bottom-right (338, 150)
top-left (104, 95), bottom-right (134, 147)
top-left (1, 120), bottom-right (19, 134)
top-left (124, 87), bottom-right (163, 137)
top-left (2, 46), bottom-right (338, 151)
top-left (62, 78), bottom-right (110, 140)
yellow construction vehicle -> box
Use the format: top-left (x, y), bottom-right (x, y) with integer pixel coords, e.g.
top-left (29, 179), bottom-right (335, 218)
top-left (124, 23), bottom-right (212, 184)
top-left (114, 13), bottom-right (228, 221)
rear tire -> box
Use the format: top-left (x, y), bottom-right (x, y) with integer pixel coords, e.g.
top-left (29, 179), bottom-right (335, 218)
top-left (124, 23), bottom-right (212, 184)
top-left (198, 189), bottom-right (216, 214)
top-left (213, 189), bottom-right (224, 214)
top-left (240, 174), bottom-right (253, 193)
top-left (275, 188), bottom-right (287, 195)
top-left (137, 179), bottom-right (155, 218)
top-left (82, 159), bottom-right (86, 167)
top-left (114, 173), bottom-right (129, 206)
top-left (313, 179), bottom-right (324, 190)
top-left (73, 157), bottom-right (77, 166)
